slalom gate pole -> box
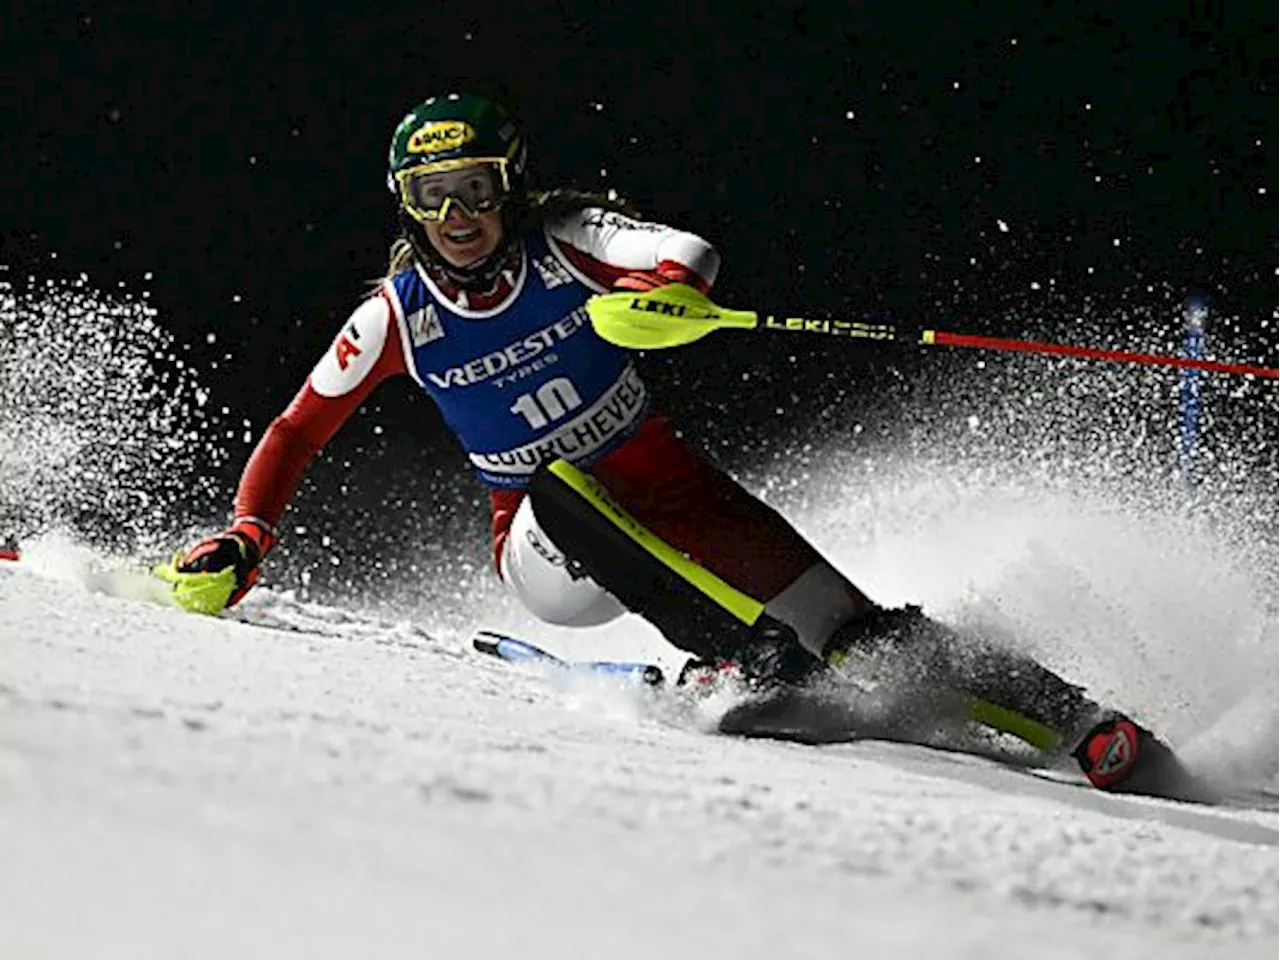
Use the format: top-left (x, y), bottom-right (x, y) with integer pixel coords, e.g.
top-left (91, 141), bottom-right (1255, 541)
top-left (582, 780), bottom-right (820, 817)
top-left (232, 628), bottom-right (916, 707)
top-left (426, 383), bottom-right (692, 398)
top-left (1179, 296), bottom-right (1206, 493)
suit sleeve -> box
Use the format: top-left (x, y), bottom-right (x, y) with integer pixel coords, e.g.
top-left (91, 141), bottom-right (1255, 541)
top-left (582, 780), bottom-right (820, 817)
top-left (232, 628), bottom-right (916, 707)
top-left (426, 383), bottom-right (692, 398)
top-left (544, 207), bottom-right (721, 293)
top-left (232, 286), bottom-right (408, 542)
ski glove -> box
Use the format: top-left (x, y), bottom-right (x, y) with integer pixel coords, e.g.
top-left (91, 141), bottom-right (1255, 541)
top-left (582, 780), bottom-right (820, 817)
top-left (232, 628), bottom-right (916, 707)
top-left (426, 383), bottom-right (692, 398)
top-left (154, 518), bottom-right (274, 614)
top-left (612, 259), bottom-right (710, 295)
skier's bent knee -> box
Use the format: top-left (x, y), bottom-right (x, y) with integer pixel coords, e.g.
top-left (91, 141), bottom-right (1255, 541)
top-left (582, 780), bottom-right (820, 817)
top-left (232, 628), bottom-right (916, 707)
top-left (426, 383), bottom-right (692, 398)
top-left (499, 496), bottom-right (625, 627)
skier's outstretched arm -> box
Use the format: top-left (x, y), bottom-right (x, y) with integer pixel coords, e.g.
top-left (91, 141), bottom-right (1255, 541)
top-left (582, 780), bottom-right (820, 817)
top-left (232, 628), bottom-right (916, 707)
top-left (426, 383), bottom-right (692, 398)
top-left (544, 206), bottom-right (721, 294)
top-left (162, 288), bottom-right (408, 610)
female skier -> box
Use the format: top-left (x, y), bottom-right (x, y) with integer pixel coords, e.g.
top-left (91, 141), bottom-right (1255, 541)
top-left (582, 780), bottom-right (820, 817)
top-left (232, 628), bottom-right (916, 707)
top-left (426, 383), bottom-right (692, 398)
top-left (162, 93), bottom-right (1182, 796)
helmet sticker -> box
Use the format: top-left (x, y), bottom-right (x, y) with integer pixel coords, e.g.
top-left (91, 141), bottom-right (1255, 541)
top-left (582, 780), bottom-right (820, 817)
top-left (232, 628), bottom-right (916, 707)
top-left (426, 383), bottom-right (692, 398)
top-left (407, 121), bottom-right (477, 156)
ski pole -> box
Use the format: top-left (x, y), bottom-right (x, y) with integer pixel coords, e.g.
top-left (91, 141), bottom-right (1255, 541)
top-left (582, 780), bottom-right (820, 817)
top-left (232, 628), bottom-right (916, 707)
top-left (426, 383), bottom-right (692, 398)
top-left (586, 284), bottom-right (1279, 380)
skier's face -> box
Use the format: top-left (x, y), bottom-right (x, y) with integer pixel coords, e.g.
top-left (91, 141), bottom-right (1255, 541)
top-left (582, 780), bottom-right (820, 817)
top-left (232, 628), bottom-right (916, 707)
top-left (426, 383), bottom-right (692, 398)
top-left (395, 160), bottom-right (511, 268)
top-left (423, 204), bottom-right (505, 268)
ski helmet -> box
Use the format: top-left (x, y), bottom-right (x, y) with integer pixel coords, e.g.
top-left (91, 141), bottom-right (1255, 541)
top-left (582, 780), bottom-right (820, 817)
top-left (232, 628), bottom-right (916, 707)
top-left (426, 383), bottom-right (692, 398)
top-left (387, 94), bottom-right (530, 289)
top-left (387, 92), bottom-right (527, 203)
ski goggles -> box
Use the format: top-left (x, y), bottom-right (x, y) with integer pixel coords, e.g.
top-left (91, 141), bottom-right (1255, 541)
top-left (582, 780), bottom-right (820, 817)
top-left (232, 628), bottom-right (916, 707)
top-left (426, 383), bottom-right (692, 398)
top-left (394, 158), bottom-right (512, 223)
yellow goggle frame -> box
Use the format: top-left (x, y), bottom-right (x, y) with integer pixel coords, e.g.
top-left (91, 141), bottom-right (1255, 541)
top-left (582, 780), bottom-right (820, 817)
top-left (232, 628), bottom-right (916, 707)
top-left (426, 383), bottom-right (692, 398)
top-left (394, 157), bottom-right (513, 223)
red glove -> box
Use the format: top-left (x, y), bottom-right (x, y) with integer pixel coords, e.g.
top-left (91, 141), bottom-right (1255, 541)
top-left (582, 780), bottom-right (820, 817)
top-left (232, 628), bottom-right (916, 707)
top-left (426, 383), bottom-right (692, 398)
top-left (612, 259), bottom-right (711, 295)
top-left (177, 517), bottom-right (276, 608)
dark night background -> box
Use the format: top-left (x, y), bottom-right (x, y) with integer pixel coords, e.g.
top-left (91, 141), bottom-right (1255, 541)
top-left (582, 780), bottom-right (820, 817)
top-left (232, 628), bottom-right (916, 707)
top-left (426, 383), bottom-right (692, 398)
top-left (3, 1), bottom-right (1276, 604)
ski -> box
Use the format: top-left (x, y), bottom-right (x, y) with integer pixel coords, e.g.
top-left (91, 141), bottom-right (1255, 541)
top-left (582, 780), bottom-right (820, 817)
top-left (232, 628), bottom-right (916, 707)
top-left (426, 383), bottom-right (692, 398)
top-left (470, 629), bottom-right (665, 686)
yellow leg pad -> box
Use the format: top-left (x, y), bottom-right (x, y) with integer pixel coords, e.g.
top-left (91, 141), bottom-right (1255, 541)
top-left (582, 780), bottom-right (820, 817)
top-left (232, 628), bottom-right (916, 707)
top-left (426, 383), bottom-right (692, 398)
top-left (545, 460), bottom-right (765, 627)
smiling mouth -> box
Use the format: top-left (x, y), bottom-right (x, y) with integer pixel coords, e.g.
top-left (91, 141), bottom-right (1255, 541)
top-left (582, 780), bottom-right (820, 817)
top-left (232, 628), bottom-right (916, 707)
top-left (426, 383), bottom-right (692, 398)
top-left (443, 227), bottom-right (482, 244)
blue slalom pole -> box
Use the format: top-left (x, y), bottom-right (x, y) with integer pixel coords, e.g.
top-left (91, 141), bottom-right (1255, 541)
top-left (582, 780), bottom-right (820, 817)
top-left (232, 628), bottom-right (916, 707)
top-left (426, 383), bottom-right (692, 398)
top-left (1179, 295), bottom-right (1207, 492)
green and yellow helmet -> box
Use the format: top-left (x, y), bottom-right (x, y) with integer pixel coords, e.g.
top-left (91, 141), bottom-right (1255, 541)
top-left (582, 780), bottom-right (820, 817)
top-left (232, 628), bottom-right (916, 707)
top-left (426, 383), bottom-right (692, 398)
top-left (387, 93), bottom-right (528, 222)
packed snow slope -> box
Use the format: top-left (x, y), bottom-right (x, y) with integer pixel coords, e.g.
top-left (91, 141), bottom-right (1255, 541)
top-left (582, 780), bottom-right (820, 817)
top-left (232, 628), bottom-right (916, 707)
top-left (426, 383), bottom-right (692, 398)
top-left (1, 545), bottom-right (1275, 960)
top-left (3, 276), bottom-right (1277, 958)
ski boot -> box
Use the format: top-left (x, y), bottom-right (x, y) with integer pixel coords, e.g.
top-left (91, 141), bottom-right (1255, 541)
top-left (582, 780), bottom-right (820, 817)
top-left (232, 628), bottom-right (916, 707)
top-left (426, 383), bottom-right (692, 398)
top-left (823, 605), bottom-right (1092, 719)
top-left (678, 619), bottom-right (825, 695)
top-left (676, 619), bottom-right (857, 741)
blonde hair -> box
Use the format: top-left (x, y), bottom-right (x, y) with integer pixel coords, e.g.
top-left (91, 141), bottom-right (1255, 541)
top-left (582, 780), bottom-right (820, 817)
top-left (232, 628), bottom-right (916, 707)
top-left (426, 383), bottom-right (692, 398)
top-left (384, 237), bottom-right (416, 278)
